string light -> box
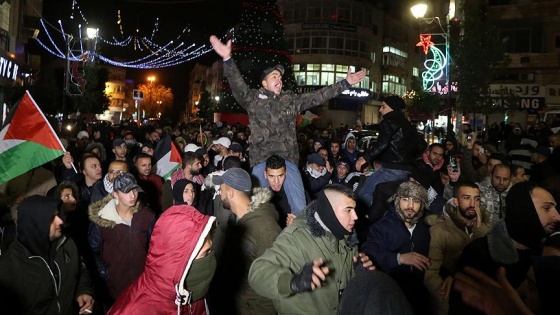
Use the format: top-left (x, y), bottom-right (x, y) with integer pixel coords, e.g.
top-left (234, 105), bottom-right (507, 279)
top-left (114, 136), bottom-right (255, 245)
top-left (34, 0), bottom-right (216, 69)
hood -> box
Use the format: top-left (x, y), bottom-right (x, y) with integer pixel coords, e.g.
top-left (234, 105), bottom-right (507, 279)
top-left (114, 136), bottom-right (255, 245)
top-left (17, 195), bottom-right (61, 259)
top-left (304, 199), bottom-right (359, 248)
top-left (437, 201), bottom-right (490, 229)
top-left (88, 194), bottom-right (140, 228)
top-left (240, 187), bottom-right (279, 223)
top-left (142, 205), bottom-right (215, 305)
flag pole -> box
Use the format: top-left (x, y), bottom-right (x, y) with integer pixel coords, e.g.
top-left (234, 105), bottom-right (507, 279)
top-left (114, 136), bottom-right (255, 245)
top-left (199, 124), bottom-right (203, 147)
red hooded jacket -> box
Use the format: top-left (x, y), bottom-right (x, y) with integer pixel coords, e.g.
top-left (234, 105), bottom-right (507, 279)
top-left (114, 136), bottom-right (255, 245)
top-left (108, 205), bottom-right (216, 315)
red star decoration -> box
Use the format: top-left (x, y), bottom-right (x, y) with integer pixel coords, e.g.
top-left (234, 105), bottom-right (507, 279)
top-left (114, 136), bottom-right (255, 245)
top-left (416, 34), bottom-right (434, 55)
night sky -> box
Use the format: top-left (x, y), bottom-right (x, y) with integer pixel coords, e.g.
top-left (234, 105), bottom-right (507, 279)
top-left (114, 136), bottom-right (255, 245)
top-left (41, 0), bottom-right (242, 108)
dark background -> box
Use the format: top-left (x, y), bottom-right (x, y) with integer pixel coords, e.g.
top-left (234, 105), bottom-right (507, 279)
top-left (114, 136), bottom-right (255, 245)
top-left (41, 0), bottom-right (242, 109)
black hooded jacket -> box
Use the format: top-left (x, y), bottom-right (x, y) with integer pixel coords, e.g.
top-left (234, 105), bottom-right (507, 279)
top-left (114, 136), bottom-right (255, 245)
top-left (0, 195), bottom-right (93, 315)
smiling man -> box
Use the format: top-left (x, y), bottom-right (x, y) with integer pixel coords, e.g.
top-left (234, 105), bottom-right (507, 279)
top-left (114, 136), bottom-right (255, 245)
top-left (249, 184), bottom-right (375, 315)
top-left (210, 35), bottom-right (366, 217)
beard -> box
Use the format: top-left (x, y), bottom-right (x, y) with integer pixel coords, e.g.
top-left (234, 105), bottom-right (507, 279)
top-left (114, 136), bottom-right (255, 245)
top-left (398, 207), bottom-right (419, 222)
top-left (190, 167), bottom-right (200, 175)
top-left (221, 197), bottom-right (231, 210)
top-left (459, 206), bottom-right (477, 220)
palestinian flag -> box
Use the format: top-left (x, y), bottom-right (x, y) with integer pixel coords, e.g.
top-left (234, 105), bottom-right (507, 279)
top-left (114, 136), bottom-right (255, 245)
top-left (154, 135), bottom-right (182, 180)
top-left (297, 110), bottom-right (320, 127)
top-left (0, 91), bottom-right (65, 185)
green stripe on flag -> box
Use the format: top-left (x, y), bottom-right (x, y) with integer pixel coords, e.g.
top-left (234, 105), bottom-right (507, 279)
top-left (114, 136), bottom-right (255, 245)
top-left (0, 141), bottom-right (64, 185)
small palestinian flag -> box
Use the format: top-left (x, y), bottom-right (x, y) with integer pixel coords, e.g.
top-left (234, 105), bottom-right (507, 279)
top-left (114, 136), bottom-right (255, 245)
top-left (0, 91), bottom-right (65, 184)
top-left (154, 135), bottom-right (182, 180)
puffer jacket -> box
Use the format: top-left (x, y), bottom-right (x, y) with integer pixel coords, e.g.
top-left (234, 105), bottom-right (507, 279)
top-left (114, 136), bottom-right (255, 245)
top-left (224, 59), bottom-right (351, 167)
top-left (248, 200), bottom-right (359, 315)
top-left (88, 195), bottom-right (155, 299)
top-left (363, 110), bottom-right (420, 171)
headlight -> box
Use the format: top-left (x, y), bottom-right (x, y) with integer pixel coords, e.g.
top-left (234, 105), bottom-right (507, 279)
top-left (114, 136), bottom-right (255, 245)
top-left (66, 125), bottom-right (72, 131)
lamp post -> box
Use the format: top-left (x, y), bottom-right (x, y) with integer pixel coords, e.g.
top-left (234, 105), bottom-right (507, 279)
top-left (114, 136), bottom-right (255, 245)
top-left (411, 2), bottom-right (455, 137)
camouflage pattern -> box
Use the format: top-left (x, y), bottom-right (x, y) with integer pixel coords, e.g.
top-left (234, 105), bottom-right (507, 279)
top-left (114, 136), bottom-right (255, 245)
top-left (224, 59), bottom-right (350, 166)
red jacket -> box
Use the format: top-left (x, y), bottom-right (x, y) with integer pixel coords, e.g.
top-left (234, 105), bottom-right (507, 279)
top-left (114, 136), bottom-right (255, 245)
top-left (108, 205), bottom-right (216, 315)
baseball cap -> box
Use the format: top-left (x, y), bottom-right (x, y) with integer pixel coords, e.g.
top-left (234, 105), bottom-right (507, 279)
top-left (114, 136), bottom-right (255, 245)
top-left (184, 143), bottom-right (201, 153)
top-left (307, 153), bottom-right (326, 167)
top-left (77, 131), bottom-right (89, 139)
top-left (336, 160), bottom-right (350, 169)
top-left (212, 168), bottom-right (252, 192)
top-left (213, 137), bottom-right (231, 148)
top-left (260, 64), bottom-right (285, 81)
top-left (229, 143), bottom-right (244, 153)
top-left (113, 173), bottom-right (144, 193)
top-left (112, 138), bottom-right (125, 147)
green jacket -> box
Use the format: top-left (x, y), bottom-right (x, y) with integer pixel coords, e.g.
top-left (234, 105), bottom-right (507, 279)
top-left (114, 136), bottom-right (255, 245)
top-left (248, 201), bottom-right (359, 315)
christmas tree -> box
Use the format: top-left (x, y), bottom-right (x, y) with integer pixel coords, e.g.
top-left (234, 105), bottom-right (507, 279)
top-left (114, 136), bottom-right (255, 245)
top-left (217, 0), bottom-right (296, 113)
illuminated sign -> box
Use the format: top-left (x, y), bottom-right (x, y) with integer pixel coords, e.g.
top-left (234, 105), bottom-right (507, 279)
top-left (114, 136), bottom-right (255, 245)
top-left (0, 51), bottom-right (19, 85)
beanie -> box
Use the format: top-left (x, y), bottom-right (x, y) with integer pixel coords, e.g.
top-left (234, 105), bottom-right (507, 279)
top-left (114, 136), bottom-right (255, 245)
top-left (383, 95), bottom-right (406, 111)
top-left (315, 190), bottom-right (352, 240)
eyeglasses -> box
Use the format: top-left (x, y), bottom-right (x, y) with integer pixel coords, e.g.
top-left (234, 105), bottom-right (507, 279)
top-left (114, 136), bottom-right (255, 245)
top-left (400, 197), bottom-right (421, 204)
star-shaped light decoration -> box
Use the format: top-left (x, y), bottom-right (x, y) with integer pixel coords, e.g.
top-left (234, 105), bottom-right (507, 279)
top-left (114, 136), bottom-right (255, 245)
top-left (416, 34), bottom-right (434, 55)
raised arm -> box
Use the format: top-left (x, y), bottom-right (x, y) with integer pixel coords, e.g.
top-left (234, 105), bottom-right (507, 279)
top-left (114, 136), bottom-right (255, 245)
top-left (210, 35), bottom-right (232, 61)
top-left (345, 68), bottom-right (366, 86)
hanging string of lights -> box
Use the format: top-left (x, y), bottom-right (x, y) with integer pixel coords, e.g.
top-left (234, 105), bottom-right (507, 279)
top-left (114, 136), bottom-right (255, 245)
top-left (35, 0), bottom-right (217, 69)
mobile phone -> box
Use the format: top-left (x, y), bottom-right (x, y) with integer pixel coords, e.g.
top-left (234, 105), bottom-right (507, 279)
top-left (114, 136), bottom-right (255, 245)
top-left (479, 148), bottom-right (485, 154)
top-left (449, 156), bottom-right (458, 172)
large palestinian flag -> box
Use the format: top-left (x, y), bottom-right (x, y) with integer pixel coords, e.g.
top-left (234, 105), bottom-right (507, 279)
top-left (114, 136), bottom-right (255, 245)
top-left (154, 134), bottom-right (182, 180)
top-left (0, 91), bottom-right (65, 185)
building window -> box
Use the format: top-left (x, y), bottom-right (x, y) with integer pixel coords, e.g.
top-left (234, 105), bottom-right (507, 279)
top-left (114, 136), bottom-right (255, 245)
top-left (413, 67), bottom-right (419, 77)
top-left (294, 63), bottom-right (370, 89)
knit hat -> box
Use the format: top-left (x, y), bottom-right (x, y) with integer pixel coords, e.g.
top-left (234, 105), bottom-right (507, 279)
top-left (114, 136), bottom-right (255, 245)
top-left (505, 181), bottom-right (547, 251)
top-left (315, 189), bottom-right (352, 240)
top-left (383, 95), bottom-right (406, 111)
top-left (307, 153), bottom-right (326, 166)
top-left (260, 64), bottom-right (285, 81)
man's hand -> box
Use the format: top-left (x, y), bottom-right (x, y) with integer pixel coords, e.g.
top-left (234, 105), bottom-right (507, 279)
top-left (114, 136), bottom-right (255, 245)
top-left (286, 213), bottom-right (296, 227)
top-left (62, 152), bottom-right (73, 170)
top-left (453, 266), bottom-right (533, 315)
top-left (438, 276), bottom-right (454, 301)
top-left (209, 35), bottom-right (232, 61)
top-left (290, 258), bottom-right (329, 293)
top-left (472, 205), bottom-right (482, 228)
top-left (353, 253), bottom-right (376, 271)
top-left (345, 68), bottom-right (366, 85)
top-left (399, 252), bottom-right (431, 271)
top-left (325, 160), bottom-right (333, 173)
top-left (76, 294), bottom-right (94, 314)
top-left (355, 157), bottom-right (366, 172)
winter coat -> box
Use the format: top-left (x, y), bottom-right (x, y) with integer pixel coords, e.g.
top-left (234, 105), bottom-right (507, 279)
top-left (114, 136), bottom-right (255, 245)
top-left (0, 196), bottom-right (93, 315)
top-left (248, 200), bottom-right (359, 315)
top-left (363, 111), bottom-right (420, 171)
top-left (235, 188), bottom-right (282, 314)
top-left (424, 202), bottom-right (491, 314)
top-left (361, 207), bottom-right (431, 314)
top-left (224, 59), bottom-right (352, 167)
top-left (88, 194), bottom-right (155, 299)
top-left (108, 205), bottom-right (216, 315)
top-left (477, 182), bottom-right (511, 225)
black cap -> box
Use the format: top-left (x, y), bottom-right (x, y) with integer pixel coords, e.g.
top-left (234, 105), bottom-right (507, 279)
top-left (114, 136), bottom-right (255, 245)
top-left (260, 65), bottom-right (285, 81)
top-left (383, 95), bottom-right (406, 111)
top-left (112, 138), bottom-right (125, 147)
top-left (113, 173), bottom-right (144, 193)
top-left (307, 153), bottom-right (326, 167)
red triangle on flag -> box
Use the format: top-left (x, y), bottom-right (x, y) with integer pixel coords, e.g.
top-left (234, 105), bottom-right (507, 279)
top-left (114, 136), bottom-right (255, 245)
top-left (4, 92), bottom-right (63, 151)
top-left (170, 141), bottom-right (182, 164)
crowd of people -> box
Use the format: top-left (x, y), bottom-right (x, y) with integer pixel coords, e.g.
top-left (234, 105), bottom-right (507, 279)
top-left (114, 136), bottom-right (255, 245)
top-left (0, 37), bottom-right (559, 314)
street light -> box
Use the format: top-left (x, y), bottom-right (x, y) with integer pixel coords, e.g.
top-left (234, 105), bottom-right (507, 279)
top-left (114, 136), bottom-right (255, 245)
top-left (148, 76), bottom-right (155, 85)
top-left (411, 1), bottom-right (455, 137)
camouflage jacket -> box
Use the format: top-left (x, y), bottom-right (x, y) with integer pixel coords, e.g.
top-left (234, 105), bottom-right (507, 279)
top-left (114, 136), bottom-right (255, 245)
top-left (224, 59), bottom-right (351, 166)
